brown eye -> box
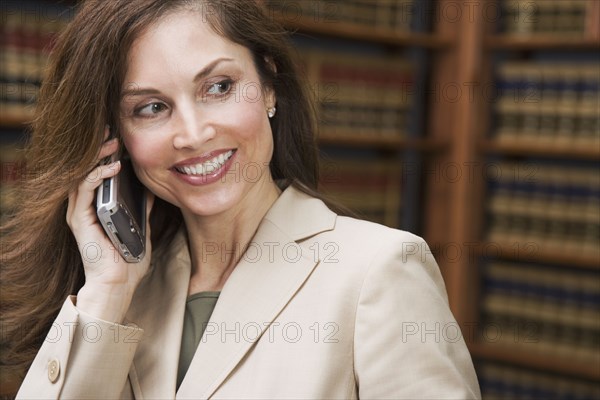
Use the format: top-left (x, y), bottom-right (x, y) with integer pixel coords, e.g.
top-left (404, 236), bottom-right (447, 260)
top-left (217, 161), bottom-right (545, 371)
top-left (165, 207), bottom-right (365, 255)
top-left (135, 102), bottom-right (168, 117)
top-left (207, 79), bottom-right (233, 96)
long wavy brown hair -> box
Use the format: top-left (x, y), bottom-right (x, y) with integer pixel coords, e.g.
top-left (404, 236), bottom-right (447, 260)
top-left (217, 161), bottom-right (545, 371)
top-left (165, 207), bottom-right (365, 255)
top-left (0, 0), bottom-right (323, 388)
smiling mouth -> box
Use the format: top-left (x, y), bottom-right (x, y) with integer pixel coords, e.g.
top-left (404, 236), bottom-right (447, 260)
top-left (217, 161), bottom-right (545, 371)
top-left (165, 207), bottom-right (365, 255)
top-left (175, 150), bottom-right (235, 176)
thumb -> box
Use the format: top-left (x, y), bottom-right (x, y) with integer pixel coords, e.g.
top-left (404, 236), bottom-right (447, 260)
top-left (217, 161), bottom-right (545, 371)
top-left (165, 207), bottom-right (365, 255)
top-left (145, 191), bottom-right (155, 241)
top-left (145, 190), bottom-right (155, 221)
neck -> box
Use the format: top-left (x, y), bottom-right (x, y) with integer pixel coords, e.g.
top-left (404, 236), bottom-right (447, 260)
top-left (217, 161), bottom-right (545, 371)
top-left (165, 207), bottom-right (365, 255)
top-left (182, 180), bottom-right (281, 295)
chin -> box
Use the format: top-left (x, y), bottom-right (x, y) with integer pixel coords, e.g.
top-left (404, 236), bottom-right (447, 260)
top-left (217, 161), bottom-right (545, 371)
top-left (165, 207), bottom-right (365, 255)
top-left (177, 189), bottom-right (244, 218)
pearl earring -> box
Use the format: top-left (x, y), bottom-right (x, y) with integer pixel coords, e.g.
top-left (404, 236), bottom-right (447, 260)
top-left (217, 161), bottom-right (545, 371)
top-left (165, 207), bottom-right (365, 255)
top-left (267, 107), bottom-right (276, 118)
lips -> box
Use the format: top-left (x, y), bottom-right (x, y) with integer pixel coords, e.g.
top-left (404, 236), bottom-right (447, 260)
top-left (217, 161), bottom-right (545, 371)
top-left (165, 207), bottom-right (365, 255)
top-left (171, 149), bottom-right (237, 186)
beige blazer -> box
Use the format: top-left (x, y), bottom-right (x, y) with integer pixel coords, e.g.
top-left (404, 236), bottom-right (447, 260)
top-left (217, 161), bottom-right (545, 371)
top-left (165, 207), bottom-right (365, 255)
top-left (18, 186), bottom-right (481, 399)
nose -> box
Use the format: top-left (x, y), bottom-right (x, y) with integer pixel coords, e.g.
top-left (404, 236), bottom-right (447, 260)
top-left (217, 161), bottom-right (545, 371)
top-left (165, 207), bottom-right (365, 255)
top-left (172, 104), bottom-right (216, 150)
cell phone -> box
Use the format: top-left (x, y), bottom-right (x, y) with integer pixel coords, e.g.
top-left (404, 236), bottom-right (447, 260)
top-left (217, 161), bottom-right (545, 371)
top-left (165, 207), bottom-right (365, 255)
top-left (96, 152), bottom-right (147, 263)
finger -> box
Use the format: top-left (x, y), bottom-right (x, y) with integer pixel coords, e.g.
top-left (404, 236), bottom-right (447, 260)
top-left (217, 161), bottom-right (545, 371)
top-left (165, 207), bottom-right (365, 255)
top-left (66, 189), bottom-right (77, 226)
top-left (144, 191), bottom-right (155, 244)
top-left (103, 125), bottom-right (111, 141)
top-left (84, 160), bottom-right (121, 186)
top-left (70, 161), bottom-right (121, 222)
top-left (145, 191), bottom-right (155, 221)
top-left (97, 138), bottom-right (119, 162)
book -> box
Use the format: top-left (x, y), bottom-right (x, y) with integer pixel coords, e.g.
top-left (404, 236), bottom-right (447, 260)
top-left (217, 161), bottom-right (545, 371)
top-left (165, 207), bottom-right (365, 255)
top-left (493, 61), bottom-right (600, 149)
top-left (0, 141), bottom-right (26, 221)
top-left (501, 0), bottom-right (588, 37)
top-left (265, 0), bottom-right (414, 32)
top-left (0, 3), bottom-right (70, 123)
top-left (303, 50), bottom-right (414, 141)
top-left (319, 156), bottom-right (401, 227)
top-left (480, 258), bottom-right (600, 364)
top-left (477, 360), bottom-right (600, 400)
top-left (486, 160), bottom-right (600, 257)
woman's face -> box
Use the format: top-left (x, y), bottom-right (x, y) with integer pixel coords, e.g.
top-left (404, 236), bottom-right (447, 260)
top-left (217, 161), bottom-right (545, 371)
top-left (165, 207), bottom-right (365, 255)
top-left (119, 11), bottom-right (277, 217)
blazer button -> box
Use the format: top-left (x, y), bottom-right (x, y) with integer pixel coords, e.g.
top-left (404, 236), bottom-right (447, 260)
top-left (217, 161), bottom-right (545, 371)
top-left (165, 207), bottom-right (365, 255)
top-left (48, 359), bottom-right (60, 383)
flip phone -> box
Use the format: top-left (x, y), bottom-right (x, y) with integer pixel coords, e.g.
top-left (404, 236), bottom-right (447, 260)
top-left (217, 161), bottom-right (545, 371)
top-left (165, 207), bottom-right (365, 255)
top-left (96, 153), bottom-right (147, 262)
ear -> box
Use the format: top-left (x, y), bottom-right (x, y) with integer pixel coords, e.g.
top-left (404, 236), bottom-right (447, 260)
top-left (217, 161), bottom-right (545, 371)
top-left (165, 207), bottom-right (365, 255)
top-left (265, 87), bottom-right (276, 110)
top-left (264, 56), bottom-right (277, 109)
top-left (264, 55), bottom-right (277, 74)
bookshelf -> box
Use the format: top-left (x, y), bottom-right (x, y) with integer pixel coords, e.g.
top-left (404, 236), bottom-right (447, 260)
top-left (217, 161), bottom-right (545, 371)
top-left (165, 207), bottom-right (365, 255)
top-left (268, 10), bottom-right (452, 48)
top-left (435, 0), bottom-right (600, 398)
top-left (485, 36), bottom-right (600, 50)
top-left (480, 140), bottom-right (600, 160)
top-left (470, 342), bottom-right (600, 381)
top-left (318, 134), bottom-right (448, 152)
top-left (0, 116), bottom-right (32, 128)
top-left (263, 0), bottom-right (453, 47)
top-left (484, 242), bottom-right (600, 270)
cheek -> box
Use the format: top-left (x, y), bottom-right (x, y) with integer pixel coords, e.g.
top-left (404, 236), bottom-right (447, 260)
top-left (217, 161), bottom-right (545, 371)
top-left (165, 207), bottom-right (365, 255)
top-left (123, 132), bottom-right (167, 169)
top-left (225, 99), bottom-right (271, 144)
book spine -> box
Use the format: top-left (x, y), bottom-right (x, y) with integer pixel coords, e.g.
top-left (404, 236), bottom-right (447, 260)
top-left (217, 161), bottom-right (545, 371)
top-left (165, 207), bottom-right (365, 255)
top-left (0, 4), bottom-right (70, 123)
top-left (480, 256), bottom-right (600, 361)
top-left (0, 141), bottom-right (26, 221)
top-left (307, 49), bottom-right (414, 140)
top-left (486, 160), bottom-right (600, 257)
top-left (501, 0), bottom-right (588, 37)
top-left (319, 156), bottom-right (402, 227)
top-left (478, 361), bottom-right (600, 399)
top-left (265, 0), bottom-right (414, 32)
top-left (493, 61), bottom-right (600, 149)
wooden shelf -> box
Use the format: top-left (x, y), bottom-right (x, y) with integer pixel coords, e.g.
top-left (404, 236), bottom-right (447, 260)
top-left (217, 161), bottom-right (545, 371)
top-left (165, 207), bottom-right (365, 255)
top-left (469, 343), bottom-right (600, 381)
top-left (486, 35), bottom-right (600, 50)
top-left (0, 115), bottom-right (33, 129)
top-left (481, 140), bottom-right (600, 161)
top-left (317, 133), bottom-right (447, 152)
top-left (484, 242), bottom-right (600, 270)
top-left (271, 12), bottom-right (451, 48)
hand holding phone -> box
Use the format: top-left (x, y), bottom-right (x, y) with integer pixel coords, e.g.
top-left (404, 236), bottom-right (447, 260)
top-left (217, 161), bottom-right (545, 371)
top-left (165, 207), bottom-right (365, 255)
top-left (66, 126), bottom-right (154, 322)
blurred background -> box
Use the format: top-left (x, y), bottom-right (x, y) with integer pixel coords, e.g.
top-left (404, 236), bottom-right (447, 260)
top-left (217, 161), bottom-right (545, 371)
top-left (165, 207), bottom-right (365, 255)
top-left (1, 0), bottom-right (599, 398)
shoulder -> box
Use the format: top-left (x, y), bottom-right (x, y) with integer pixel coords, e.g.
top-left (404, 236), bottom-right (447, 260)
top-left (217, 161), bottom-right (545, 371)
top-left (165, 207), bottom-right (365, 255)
top-left (334, 215), bottom-right (424, 246)
top-left (299, 212), bottom-right (446, 298)
top-left (266, 185), bottom-right (437, 278)
top-left (315, 214), bottom-right (433, 268)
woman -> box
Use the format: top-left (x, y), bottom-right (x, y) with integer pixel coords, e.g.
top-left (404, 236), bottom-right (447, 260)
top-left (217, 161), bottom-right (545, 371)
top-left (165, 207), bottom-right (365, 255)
top-left (2, 0), bottom-right (481, 398)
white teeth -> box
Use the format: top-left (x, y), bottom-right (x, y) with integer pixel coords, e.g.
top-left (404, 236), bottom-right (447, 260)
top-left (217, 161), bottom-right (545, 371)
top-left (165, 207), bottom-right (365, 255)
top-left (176, 150), bottom-right (234, 176)
top-left (205, 163), bottom-right (216, 174)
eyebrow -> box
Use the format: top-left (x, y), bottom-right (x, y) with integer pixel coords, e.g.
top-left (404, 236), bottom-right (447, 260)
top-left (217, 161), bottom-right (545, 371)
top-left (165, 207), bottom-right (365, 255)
top-left (120, 57), bottom-right (235, 99)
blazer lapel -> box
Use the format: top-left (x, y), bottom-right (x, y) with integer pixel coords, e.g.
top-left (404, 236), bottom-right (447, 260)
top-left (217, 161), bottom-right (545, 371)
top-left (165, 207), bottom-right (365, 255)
top-left (177, 186), bottom-right (337, 399)
top-left (126, 230), bottom-right (192, 399)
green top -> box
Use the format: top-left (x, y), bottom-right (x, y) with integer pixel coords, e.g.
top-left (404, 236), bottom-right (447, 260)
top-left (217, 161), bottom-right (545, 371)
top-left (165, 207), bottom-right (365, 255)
top-left (176, 291), bottom-right (220, 390)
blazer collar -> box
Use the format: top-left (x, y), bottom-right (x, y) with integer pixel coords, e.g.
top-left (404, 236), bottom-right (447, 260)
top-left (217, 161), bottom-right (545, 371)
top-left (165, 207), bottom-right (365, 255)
top-left (263, 184), bottom-right (337, 241)
top-left (127, 185), bottom-right (336, 399)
